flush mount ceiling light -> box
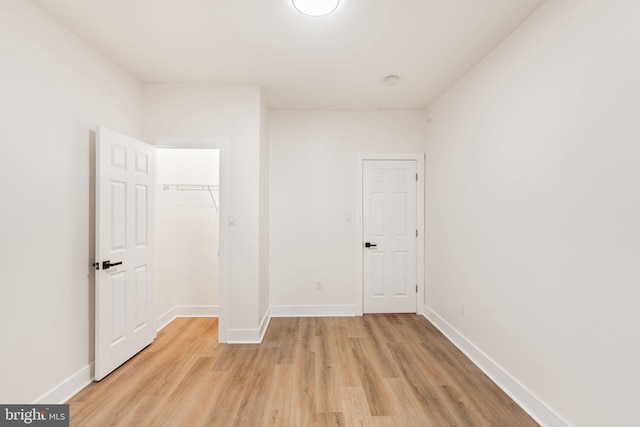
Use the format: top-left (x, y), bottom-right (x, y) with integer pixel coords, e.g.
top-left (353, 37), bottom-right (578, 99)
top-left (292, 0), bottom-right (340, 17)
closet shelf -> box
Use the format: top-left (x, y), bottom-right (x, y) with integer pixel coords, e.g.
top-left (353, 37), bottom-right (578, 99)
top-left (163, 184), bottom-right (219, 191)
top-left (162, 184), bottom-right (219, 212)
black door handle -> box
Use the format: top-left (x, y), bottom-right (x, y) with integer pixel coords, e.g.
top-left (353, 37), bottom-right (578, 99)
top-left (364, 242), bottom-right (377, 248)
top-left (102, 260), bottom-right (123, 270)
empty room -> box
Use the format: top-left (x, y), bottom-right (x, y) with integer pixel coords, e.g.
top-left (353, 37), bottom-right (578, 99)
top-left (0, 0), bottom-right (638, 426)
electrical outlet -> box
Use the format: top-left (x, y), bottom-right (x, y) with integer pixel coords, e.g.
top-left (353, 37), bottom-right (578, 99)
top-left (460, 302), bottom-right (466, 316)
top-left (316, 280), bottom-right (322, 290)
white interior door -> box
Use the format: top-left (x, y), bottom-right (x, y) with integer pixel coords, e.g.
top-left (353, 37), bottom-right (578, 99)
top-left (95, 126), bottom-right (155, 381)
top-left (363, 160), bottom-right (417, 313)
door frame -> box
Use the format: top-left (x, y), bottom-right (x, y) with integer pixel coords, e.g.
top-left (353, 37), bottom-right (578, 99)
top-left (355, 153), bottom-right (425, 316)
top-left (151, 137), bottom-right (230, 343)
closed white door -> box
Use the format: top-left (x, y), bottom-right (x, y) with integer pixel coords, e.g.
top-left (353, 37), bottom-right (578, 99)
top-left (95, 126), bottom-right (155, 381)
top-left (363, 160), bottom-right (417, 313)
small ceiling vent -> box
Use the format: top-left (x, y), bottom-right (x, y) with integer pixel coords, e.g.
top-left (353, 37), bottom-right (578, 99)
top-left (384, 75), bottom-right (400, 86)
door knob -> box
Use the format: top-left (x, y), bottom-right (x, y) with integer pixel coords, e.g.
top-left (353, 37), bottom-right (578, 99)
top-left (364, 242), bottom-right (377, 248)
top-left (102, 260), bottom-right (123, 270)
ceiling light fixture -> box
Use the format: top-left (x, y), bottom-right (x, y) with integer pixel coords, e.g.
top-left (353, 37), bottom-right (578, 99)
top-left (292, 0), bottom-right (340, 17)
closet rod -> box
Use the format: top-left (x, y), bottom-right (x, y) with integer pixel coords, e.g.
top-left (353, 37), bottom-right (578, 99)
top-left (162, 184), bottom-right (219, 212)
top-left (162, 184), bottom-right (219, 191)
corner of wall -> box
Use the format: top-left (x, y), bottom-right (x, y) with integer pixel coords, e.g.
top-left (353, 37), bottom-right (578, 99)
top-left (227, 306), bottom-right (272, 344)
top-left (33, 365), bottom-right (94, 405)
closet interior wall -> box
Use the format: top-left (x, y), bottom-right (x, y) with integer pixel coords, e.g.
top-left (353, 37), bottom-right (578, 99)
top-left (155, 148), bottom-right (220, 320)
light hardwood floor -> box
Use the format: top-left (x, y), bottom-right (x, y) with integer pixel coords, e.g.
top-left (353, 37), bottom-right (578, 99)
top-left (68, 315), bottom-right (539, 426)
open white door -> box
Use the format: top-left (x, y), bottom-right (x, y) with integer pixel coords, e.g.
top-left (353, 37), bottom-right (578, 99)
top-left (363, 160), bottom-right (417, 313)
top-left (95, 126), bottom-right (155, 381)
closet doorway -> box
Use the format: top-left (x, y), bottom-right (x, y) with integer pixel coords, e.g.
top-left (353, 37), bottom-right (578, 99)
top-left (155, 148), bottom-right (220, 325)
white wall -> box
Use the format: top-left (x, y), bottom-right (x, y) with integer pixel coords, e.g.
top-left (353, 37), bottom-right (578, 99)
top-left (269, 111), bottom-right (427, 312)
top-left (0, 0), bottom-right (142, 403)
top-left (156, 149), bottom-right (220, 319)
top-left (423, 0), bottom-right (639, 425)
top-left (143, 84), bottom-right (268, 339)
top-left (258, 95), bottom-right (270, 321)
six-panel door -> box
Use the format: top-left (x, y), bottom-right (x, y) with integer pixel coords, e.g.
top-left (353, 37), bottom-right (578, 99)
top-left (95, 126), bottom-right (155, 381)
top-left (363, 160), bottom-right (418, 313)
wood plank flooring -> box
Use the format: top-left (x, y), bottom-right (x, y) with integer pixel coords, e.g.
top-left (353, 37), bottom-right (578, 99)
top-left (67, 315), bottom-right (539, 426)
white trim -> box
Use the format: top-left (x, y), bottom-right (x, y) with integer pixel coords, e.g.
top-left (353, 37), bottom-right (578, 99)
top-left (156, 307), bottom-right (178, 332)
top-left (41, 306), bottom-right (221, 404)
top-left (270, 305), bottom-right (356, 317)
top-left (175, 305), bottom-right (219, 318)
top-left (150, 137), bottom-right (230, 344)
top-left (34, 364), bottom-right (94, 404)
top-left (226, 329), bottom-right (262, 344)
top-left (156, 305), bottom-right (219, 332)
top-left (423, 306), bottom-right (572, 427)
top-left (226, 307), bottom-right (272, 344)
top-left (356, 153), bottom-right (425, 316)
top-left (259, 306), bottom-right (272, 340)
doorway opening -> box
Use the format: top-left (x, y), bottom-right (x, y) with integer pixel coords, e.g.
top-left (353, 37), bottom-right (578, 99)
top-left (155, 148), bottom-right (220, 328)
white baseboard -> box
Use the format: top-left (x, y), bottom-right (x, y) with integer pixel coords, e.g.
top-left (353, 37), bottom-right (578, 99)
top-left (226, 307), bottom-right (272, 344)
top-left (157, 307), bottom-right (178, 331)
top-left (175, 305), bottom-right (219, 318)
top-left (34, 363), bottom-right (94, 404)
top-left (226, 327), bottom-right (264, 343)
top-left (156, 305), bottom-right (219, 332)
top-left (36, 305), bottom-right (219, 404)
top-left (270, 304), bottom-right (356, 317)
top-left (259, 307), bottom-right (271, 341)
top-left (423, 306), bottom-right (571, 427)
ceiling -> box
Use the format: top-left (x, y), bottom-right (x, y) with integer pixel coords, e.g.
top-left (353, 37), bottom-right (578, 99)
top-left (32, 0), bottom-right (545, 110)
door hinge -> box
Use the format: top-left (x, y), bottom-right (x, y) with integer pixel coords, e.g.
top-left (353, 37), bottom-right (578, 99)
top-left (416, 285), bottom-right (418, 293)
top-left (416, 173), bottom-right (418, 181)
top-left (416, 229), bottom-right (418, 237)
